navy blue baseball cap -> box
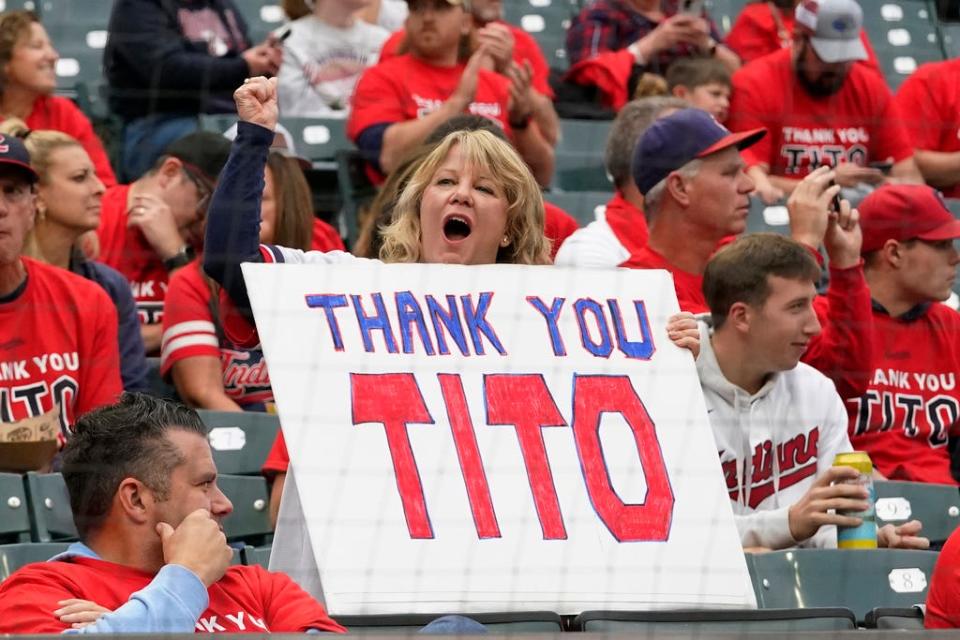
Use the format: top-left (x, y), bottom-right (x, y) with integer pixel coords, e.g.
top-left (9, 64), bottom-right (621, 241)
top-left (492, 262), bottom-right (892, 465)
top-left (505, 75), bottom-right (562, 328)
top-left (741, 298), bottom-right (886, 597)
top-left (632, 108), bottom-right (766, 195)
top-left (0, 133), bottom-right (38, 183)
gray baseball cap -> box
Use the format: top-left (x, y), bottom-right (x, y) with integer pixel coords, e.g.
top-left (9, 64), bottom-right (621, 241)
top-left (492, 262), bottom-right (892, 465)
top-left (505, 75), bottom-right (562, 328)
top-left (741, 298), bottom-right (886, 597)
top-left (795, 0), bottom-right (867, 63)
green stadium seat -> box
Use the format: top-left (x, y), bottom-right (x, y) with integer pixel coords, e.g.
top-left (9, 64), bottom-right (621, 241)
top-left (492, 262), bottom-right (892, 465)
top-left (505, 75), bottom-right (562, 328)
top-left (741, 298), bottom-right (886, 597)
top-left (705, 0), bottom-right (751, 36)
top-left (875, 480), bottom-right (960, 545)
top-left (745, 195), bottom-right (790, 235)
top-left (552, 119), bottom-right (612, 191)
top-left (545, 190), bottom-right (610, 226)
top-left (863, 1), bottom-right (945, 88)
top-left (503, 0), bottom-right (578, 40)
top-left (24, 472), bottom-right (78, 542)
top-left (0, 542), bottom-right (70, 582)
top-left (0, 473), bottom-right (31, 543)
top-left (241, 544), bottom-right (271, 568)
top-left (531, 32), bottom-right (569, 71)
top-left (864, 606), bottom-right (925, 630)
top-left (197, 410), bottom-right (281, 476)
top-left (231, 0), bottom-right (286, 44)
top-left (218, 474), bottom-right (272, 545)
top-left (943, 23), bottom-right (960, 57)
top-left (747, 548), bottom-right (939, 622)
top-left (336, 611), bottom-right (564, 633)
top-left (201, 116), bottom-right (354, 169)
top-left (1, 0), bottom-right (39, 13)
top-left (43, 0), bottom-right (112, 118)
top-left (945, 198), bottom-right (960, 218)
top-left (575, 608), bottom-right (857, 632)
top-left (145, 356), bottom-right (179, 401)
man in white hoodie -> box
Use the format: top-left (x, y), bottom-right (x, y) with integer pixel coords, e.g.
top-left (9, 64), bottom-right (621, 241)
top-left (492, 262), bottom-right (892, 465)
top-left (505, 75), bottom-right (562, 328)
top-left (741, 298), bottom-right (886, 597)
top-left (697, 232), bottom-right (929, 551)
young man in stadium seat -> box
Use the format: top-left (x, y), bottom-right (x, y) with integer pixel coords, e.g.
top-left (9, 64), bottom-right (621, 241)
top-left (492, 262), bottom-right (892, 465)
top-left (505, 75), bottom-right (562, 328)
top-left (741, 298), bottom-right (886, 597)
top-left (698, 233), bottom-right (928, 550)
top-left (894, 57), bottom-right (960, 199)
top-left (727, 0), bottom-right (923, 204)
top-left (554, 95), bottom-right (685, 268)
top-left (625, 107), bottom-right (874, 398)
top-left (347, 0), bottom-right (555, 186)
top-left (96, 132), bottom-right (232, 355)
top-left (844, 185), bottom-right (960, 484)
top-left (378, 0), bottom-right (559, 144)
top-left (0, 135), bottom-right (122, 460)
top-left (0, 394), bottom-right (483, 634)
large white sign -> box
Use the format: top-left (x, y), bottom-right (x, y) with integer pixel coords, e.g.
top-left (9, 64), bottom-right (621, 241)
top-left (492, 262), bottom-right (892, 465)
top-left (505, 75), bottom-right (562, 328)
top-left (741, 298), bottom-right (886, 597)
top-left (244, 262), bottom-right (754, 615)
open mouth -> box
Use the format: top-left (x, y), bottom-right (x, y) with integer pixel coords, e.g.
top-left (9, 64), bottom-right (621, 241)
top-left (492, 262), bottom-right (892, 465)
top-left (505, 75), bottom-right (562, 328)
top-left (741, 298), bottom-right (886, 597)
top-left (443, 215), bottom-right (472, 242)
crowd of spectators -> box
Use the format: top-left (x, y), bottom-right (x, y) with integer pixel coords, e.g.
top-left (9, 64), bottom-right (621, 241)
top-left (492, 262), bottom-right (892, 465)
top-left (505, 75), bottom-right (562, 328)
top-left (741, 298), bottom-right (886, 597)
top-left (2, 0), bottom-right (960, 631)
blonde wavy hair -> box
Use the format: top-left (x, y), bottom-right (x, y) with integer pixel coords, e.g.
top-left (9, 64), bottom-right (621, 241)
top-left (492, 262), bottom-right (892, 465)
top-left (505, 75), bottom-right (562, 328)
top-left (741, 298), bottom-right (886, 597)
top-left (379, 129), bottom-right (551, 265)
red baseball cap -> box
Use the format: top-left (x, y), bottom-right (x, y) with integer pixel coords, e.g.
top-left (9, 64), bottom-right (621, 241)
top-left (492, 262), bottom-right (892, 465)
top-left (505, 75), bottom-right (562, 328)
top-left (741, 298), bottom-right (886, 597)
top-left (858, 184), bottom-right (960, 253)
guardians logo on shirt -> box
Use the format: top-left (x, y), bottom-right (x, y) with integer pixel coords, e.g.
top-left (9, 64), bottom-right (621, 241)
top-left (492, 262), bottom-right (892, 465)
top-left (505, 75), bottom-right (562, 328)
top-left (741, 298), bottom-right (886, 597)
top-left (719, 426), bottom-right (820, 509)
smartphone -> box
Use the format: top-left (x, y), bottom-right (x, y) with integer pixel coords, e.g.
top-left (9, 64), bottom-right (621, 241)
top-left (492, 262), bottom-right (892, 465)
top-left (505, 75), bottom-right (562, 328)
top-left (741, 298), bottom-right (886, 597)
top-left (869, 160), bottom-right (894, 175)
top-left (273, 28), bottom-right (292, 46)
top-left (680, 0), bottom-right (705, 15)
top-left (828, 179), bottom-right (843, 214)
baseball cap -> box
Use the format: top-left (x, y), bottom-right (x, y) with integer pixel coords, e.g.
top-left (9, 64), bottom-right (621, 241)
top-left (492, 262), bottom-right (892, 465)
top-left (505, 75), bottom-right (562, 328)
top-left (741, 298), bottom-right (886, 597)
top-left (858, 184), bottom-right (960, 253)
top-left (163, 131), bottom-right (233, 183)
top-left (632, 108), bottom-right (766, 195)
top-left (0, 133), bottom-right (37, 183)
top-left (795, 0), bottom-right (868, 63)
top-left (223, 122), bottom-right (311, 171)
top-left (406, 0), bottom-right (470, 9)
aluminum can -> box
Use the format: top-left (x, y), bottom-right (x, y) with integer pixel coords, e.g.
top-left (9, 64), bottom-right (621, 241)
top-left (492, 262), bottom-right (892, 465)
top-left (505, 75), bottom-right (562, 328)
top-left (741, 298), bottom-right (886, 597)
top-left (833, 451), bottom-right (877, 549)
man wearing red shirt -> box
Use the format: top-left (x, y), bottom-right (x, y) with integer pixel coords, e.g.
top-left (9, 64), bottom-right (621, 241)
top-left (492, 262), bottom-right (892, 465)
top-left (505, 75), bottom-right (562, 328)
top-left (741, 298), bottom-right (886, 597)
top-left (846, 185), bottom-right (960, 484)
top-left (625, 107), bottom-right (874, 399)
top-left (348, 0), bottom-right (554, 185)
top-left (894, 58), bottom-right (960, 199)
top-left (728, 0), bottom-right (921, 204)
top-left (97, 132), bottom-right (232, 354)
top-left (555, 95), bottom-right (685, 267)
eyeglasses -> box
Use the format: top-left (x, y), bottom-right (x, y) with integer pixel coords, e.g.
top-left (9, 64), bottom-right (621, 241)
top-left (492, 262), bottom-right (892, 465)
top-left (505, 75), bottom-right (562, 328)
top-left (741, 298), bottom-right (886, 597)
top-left (0, 180), bottom-right (33, 206)
top-left (181, 163), bottom-right (213, 216)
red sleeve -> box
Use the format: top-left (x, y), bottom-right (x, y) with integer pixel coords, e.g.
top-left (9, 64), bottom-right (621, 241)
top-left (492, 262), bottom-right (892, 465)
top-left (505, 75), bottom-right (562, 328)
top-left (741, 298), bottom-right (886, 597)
top-left (725, 9), bottom-right (773, 65)
top-left (563, 48), bottom-right (634, 111)
top-left (77, 286), bottom-right (122, 416)
top-left (0, 565), bottom-right (83, 633)
top-left (262, 430), bottom-right (290, 475)
top-left (728, 65), bottom-right (773, 168)
top-left (347, 62), bottom-right (408, 141)
top-left (805, 263), bottom-right (874, 400)
top-left (543, 202), bottom-right (579, 259)
top-left (160, 265), bottom-right (220, 377)
top-left (378, 29), bottom-right (404, 62)
top-left (868, 78), bottom-right (914, 164)
top-left (311, 218), bottom-right (346, 252)
top-left (511, 27), bottom-right (554, 99)
top-left (895, 71), bottom-right (942, 149)
top-left (926, 527), bottom-right (960, 628)
top-left (256, 566), bottom-right (346, 633)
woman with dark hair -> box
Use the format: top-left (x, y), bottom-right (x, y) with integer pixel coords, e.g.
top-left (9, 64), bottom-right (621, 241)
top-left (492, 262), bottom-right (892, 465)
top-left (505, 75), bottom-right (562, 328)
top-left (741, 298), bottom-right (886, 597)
top-left (0, 11), bottom-right (116, 186)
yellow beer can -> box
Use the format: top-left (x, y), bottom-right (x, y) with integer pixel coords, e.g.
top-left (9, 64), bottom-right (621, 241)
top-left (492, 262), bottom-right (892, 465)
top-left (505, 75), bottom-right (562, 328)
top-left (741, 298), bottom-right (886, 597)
top-left (833, 451), bottom-right (877, 549)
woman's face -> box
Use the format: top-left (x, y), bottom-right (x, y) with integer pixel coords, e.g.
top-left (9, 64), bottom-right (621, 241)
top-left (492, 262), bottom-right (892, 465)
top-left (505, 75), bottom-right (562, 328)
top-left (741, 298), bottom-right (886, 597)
top-left (37, 145), bottom-right (104, 234)
top-left (5, 22), bottom-right (58, 95)
top-left (419, 143), bottom-right (509, 265)
top-left (260, 165), bottom-right (277, 244)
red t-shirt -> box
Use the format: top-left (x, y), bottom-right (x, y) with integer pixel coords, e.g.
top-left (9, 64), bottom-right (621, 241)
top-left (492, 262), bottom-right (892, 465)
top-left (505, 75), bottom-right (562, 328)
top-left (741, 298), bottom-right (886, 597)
top-left (161, 262), bottom-right (273, 407)
top-left (0, 555), bottom-right (345, 634)
top-left (543, 202), bottom-right (578, 259)
top-left (621, 245), bottom-right (708, 313)
top-left (379, 22), bottom-right (554, 98)
top-left (22, 95), bottom-right (117, 188)
top-left (96, 184), bottom-right (169, 325)
top-left (728, 48), bottom-right (913, 178)
top-left (894, 58), bottom-right (960, 198)
top-left (0, 258), bottom-right (121, 436)
top-left (347, 54), bottom-right (513, 142)
top-left (606, 191), bottom-right (648, 263)
top-left (311, 218), bottom-right (346, 252)
top-left (725, 2), bottom-right (880, 71)
top-left (846, 303), bottom-right (960, 484)
top-left (927, 526), bottom-right (960, 628)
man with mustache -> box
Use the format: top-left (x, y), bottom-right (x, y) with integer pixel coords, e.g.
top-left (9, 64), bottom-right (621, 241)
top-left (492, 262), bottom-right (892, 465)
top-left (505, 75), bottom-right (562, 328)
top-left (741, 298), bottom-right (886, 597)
top-left (727, 0), bottom-right (922, 204)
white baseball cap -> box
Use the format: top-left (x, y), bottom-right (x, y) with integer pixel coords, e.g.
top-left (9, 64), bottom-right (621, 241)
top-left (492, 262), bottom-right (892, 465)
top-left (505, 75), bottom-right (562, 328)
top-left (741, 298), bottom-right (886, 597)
top-left (795, 0), bottom-right (868, 63)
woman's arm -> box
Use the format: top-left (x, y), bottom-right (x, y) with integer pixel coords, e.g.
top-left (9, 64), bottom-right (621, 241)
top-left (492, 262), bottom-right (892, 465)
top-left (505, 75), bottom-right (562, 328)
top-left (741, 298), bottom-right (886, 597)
top-left (171, 357), bottom-right (244, 412)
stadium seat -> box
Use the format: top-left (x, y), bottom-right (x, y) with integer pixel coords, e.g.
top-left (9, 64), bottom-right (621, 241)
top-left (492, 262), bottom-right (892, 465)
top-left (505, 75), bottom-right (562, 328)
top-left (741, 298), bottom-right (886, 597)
top-left (943, 23), bottom-right (960, 57)
top-left (875, 480), bottom-right (960, 545)
top-left (552, 119), bottom-right (613, 191)
top-left (503, 0), bottom-right (577, 40)
top-left (335, 611), bottom-right (564, 633)
top-left (545, 190), bottom-right (611, 226)
top-left (747, 548), bottom-right (939, 621)
top-left (531, 31), bottom-right (569, 71)
top-left (0, 542), bottom-right (71, 582)
top-left (0, 473), bottom-right (31, 543)
top-left (574, 608), bottom-right (857, 632)
top-left (335, 148), bottom-right (376, 248)
top-left (197, 410), bottom-right (281, 476)
top-left (241, 544), bottom-right (271, 568)
top-left (863, 0), bottom-right (946, 88)
top-left (745, 195), bottom-right (790, 235)
top-left (230, 0), bottom-right (286, 44)
top-left (864, 606), bottom-right (925, 630)
top-left (945, 198), bottom-right (960, 219)
top-left (24, 472), bottom-right (79, 542)
top-left (0, 0), bottom-right (39, 12)
top-left (217, 474), bottom-right (272, 545)
top-left (145, 356), bottom-right (179, 401)
top-left (705, 0), bottom-right (752, 36)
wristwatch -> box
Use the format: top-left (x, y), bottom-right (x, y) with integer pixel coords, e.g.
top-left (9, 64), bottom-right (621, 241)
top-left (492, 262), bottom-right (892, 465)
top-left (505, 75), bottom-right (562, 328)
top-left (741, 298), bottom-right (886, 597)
top-left (163, 244), bottom-right (196, 272)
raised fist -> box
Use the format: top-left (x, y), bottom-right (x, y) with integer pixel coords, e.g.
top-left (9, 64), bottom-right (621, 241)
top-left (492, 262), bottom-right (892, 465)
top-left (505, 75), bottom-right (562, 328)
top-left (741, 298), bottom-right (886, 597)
top-left (233, 76), bottom-right (279, 131)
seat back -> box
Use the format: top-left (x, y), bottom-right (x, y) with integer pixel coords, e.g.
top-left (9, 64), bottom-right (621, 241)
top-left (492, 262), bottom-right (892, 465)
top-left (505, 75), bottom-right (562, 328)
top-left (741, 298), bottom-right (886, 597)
top-left (864, 606), bottom-right (925, 630)
top-left (218, 474), bottom-right (272, 545)
top-left (575, 608), bottom-right (857, 632)
top-left (198, 410), bottom-right (281, 476)
top-left (230, 0), bottom-right (286, 43)
top-left (242, 544), bottom-right (272, 568)
top-left (336, 611), bottom-right (563, 633)
top-left (875, 481), bottom-right (960, 545)
top-left (863, 0), bottom-right (945, 88)
top-left (25, 472), bottom-right (78, 542)
top-left (0, 542), bottom-right (71, 582)
top-left (748, 548), bottom-right (939, 621)
top-left (0, 473), bottom-right (31, 542)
